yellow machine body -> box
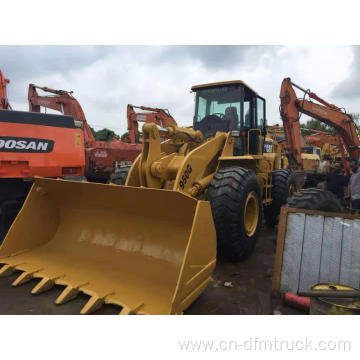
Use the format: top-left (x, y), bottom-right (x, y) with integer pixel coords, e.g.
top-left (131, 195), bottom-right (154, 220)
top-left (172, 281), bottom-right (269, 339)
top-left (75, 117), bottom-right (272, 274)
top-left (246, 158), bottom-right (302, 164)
top-left (127, 123), bottom-right (282, 206)
top-left (301, 153), bottom-right (320, 172)
top-left (0, 177), bottom-right (216, 315)
top-left (0, 80), bottom-right (285, 315)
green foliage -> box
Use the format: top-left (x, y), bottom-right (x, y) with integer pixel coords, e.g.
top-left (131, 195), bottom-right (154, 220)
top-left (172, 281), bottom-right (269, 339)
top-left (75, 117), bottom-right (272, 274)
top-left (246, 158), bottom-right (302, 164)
top-left (90, 126), bottom-right (97, 138)
top-left (350, 113), bottom-right (360, 135)
top-left (301, 112), bottom-right (360, 136)
top-left (121, 132), bottom-right (129, 141)
top-left (90, 127), bottom-right (120, 141)
top-left (301, 119), bottom-right (334, 135)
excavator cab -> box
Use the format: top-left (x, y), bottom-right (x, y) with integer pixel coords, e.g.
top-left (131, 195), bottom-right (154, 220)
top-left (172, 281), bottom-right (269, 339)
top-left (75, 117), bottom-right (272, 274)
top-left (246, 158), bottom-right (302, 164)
top-left (192, 81), bottom-right (266, 155)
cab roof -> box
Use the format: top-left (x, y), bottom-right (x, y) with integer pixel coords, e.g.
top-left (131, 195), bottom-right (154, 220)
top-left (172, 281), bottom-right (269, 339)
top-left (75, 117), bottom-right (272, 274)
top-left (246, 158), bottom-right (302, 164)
top-left (191, 80), bottom-right (258, 95)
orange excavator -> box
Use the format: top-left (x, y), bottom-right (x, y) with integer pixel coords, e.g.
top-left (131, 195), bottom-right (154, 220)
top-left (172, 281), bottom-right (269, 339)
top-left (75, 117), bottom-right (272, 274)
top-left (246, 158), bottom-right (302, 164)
top-left (0, 73), bottom-right (86, 241)
top-left (109, 104), bottom-right (178, 184)
top-left (280, 78), bottom-right (360, 186)
top-left (304, 128), bottom-right (347, 167)
top-left (28, 84), bottom-right (142, 181)
top-left (124, 104), bottom-right (177, 143)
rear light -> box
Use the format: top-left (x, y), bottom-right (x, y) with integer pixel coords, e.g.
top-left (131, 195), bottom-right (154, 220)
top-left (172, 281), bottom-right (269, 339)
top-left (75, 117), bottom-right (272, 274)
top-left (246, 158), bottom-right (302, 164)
top-left (62, 167), bottom-right (82, 175)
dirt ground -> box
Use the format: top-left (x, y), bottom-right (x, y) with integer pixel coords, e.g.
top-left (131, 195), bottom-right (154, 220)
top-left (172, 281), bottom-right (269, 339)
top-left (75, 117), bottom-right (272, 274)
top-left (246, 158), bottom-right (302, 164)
top-left (0, 227), bottom-right (305, 315)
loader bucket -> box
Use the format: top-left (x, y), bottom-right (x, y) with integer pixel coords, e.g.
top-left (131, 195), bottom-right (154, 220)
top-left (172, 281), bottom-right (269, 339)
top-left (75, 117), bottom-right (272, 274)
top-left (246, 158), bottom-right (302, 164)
top-left (0, 178), bottom-right (216, 315)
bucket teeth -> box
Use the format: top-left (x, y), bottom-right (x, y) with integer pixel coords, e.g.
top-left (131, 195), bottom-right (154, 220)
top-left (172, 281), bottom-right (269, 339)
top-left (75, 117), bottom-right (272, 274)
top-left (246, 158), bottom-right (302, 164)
top-left (56, 286), bottom-right (80, 305)
top-left (12, 271), bottom-right (35, 286)
top-left (119, 303), bottom-right (144, 315)
top-left (80, 295), bottom-right (104, 315)
top-left (31, 277), bottom-right (55, 294)
top-left (0, 264), bottom-right (16, 277)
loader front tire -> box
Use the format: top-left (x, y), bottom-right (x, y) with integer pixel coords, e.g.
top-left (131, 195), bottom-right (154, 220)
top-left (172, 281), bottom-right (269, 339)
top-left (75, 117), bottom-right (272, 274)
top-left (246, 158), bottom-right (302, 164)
top-left (208, 166), bottom-right (262, 261)
top-left (264, 169), bottom-right (295, 228)
top-left (110, 165), bottom-right (131, 185)
top-left (286, 188), bottom-right (343, 212)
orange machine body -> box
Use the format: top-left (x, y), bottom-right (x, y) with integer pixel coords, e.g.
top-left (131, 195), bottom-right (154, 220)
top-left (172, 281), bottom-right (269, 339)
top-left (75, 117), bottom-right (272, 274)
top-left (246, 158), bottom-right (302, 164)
top-left (0, 110), bottom-right (85, 178)
top-left (0, 72), bottom-right (87, 242)
top-left (28, 84), bottom-right (142, 181)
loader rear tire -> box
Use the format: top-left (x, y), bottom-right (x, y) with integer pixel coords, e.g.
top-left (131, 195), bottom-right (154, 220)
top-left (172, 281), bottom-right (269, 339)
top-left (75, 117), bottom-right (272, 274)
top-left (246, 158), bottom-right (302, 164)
top-left (264, 169), bottom-right (295, 228)
top-left (110, 165), bottom-right (131, 185)
top-left (208, 166), bottom-right (262, 261)
top-left (286, 188), bottom-right (344, 212)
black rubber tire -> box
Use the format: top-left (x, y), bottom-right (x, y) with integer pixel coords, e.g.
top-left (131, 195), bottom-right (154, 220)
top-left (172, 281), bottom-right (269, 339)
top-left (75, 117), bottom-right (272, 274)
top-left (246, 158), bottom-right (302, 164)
top-left (109, 165), bottom-right (131, 185)
top-left (207, 166), bottom-right (262, 261)
top-left (286, 188), bottom-right (344, 212)
top-left (264, 169), bottom-right (295, 228)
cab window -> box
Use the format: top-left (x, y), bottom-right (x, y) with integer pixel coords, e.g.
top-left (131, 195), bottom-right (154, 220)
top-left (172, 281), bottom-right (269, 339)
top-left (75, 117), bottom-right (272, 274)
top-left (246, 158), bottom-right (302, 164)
top-left (194, 85), bottom-right (243, 130)
top-left (243, 86), bottom-right (256, 129)
top-left (256, 97), bottom-right (265, 128)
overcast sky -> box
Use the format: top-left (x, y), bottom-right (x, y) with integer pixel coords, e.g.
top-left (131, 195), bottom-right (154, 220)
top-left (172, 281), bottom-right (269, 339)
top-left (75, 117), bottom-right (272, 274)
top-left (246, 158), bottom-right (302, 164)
top-left (1, 45), bottom-right (359, 134)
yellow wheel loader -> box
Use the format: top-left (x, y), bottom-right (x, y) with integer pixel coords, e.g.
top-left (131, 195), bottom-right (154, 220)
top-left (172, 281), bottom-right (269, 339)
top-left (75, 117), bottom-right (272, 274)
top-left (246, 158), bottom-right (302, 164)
top-left (0, 81), bottom-right (294, 315)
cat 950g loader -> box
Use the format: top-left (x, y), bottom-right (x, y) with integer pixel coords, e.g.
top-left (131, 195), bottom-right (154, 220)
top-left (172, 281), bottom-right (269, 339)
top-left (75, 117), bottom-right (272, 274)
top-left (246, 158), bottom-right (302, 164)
top-left (0, 80), bottom-right (295, 314)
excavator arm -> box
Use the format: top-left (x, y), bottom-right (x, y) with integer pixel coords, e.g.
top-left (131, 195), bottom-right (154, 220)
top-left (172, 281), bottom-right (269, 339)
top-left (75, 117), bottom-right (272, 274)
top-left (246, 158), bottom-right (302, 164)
top-left (28, 84), bottom-right (95, 144)
top-left (280, 77), bottom-right (360, 173)
top-left (304, 129), bottom-right (341, 149)
top-left (126, 104), bottom-right (177, 143)
top-left (0, 70), bottom-right (11, 110)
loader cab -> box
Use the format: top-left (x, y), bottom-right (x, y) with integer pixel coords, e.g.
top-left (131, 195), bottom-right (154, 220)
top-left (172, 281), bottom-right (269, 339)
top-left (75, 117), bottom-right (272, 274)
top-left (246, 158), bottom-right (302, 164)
top-left (192, 81), bottom-right (266, 155)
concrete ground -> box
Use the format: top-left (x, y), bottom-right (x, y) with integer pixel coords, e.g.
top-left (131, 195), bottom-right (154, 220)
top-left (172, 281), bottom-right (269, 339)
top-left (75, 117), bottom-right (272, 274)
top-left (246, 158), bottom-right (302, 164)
top-left (0, 227), bottom-right (305, 315)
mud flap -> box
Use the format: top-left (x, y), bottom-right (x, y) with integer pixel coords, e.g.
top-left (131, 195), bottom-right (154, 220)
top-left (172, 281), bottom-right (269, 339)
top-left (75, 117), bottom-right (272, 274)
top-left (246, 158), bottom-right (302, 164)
top-left (0, 177), bottom-right (216, 315)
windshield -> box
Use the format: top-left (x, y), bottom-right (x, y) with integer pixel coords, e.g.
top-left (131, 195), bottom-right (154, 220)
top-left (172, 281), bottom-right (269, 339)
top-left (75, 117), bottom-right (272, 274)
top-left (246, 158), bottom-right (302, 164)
top-left (194, 85), bottom-right (243, 130)
top-left (301, 146), bottom-right (320, 155)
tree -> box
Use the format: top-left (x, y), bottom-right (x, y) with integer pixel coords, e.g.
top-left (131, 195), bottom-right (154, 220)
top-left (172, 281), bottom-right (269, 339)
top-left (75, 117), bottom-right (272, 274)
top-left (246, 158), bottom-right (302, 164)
top-left (301, 113), bottom-right (360, 137)
top-left (121, 132), bottom-right (130, 142)
top-left (90, 126), bottom-right (97, 138)
top-left (301, 118), bottom-right (334, 136)
top-left (349, 113), bottom-right (360, 136)
top-left (89, 127), bottom-right (120, 141)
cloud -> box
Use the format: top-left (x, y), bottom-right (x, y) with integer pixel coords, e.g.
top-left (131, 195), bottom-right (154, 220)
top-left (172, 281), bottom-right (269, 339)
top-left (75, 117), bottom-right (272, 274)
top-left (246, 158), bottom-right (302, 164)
top-left (331, 46), bottom-right (360, 99)
top-left (153, 45), bottom-right (279, 69)
top-left (1, 45), bottom-right (116, 104)
top-left (1, 45), bottom-right (357, 134)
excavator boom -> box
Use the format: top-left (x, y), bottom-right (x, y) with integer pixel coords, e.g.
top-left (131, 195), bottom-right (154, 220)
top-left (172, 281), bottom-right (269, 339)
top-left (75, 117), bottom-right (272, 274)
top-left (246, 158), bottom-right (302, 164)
top-left (28, 84), bottom-right (94, 143)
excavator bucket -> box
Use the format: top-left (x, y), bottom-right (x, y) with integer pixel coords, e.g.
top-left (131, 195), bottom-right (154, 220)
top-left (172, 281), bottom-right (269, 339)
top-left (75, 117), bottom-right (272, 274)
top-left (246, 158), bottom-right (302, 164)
top-left (0, 178), bottom-right (216, 315)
